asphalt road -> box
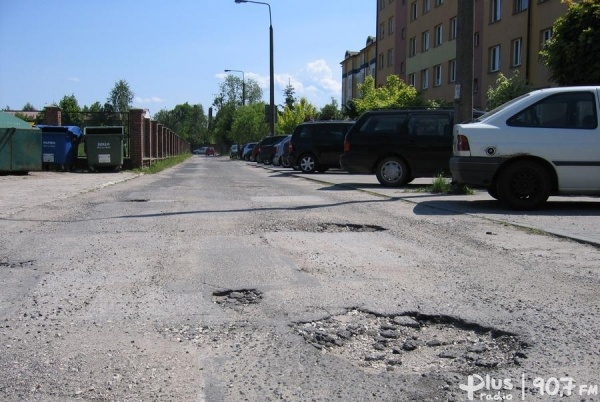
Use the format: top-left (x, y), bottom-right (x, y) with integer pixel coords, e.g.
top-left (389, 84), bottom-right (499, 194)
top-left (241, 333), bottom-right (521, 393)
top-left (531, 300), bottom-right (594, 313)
top-left (0, 156), bottom-right (598, 401)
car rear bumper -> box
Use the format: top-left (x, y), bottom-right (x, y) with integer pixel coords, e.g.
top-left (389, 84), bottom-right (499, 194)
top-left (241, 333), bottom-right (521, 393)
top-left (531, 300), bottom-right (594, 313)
top-left (449, 156), bottom-right (504, 186)
top-left (339, 153), bottom-right (374, 174)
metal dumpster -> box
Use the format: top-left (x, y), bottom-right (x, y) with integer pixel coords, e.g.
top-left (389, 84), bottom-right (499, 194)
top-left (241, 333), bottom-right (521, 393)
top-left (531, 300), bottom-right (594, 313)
top-left (84, 126), bottom-right (124, 171)
top-left (37, 125), bottom-right (82, 171)
top-left (0, 112), bottom-right (42, 173)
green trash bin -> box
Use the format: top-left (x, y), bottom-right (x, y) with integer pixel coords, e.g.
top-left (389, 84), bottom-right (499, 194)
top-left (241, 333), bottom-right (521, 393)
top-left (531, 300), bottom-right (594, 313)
top-left (0, 112), bottom-right (42, 173)
top-left (84, 126), bottom-right (124, 171)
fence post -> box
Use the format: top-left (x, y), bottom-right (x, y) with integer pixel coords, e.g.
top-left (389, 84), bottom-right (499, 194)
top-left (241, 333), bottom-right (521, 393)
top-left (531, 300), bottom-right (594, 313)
top-left (44, 106), bottom-right (62, 125)
top-left (144, 117), bottom-right (151, 166)
top-left (128, 109), bottom-right (145, 169)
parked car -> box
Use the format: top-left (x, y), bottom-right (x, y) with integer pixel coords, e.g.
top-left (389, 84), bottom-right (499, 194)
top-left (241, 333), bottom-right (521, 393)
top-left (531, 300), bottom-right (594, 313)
top-left (241, 142), bottom-right (258, 161)
top-left (288, 121), bottom-right (355, 173)
top-left (229, 144), bottom-right (239, 159)
top-left (205, 147), bottom-right (216, 156)
top-left (193, 147), bottom-right (209, 155)
top-left (256, 135), bottom-right (289, 164)
top-left (340, 108), bottom-right (482, 186)
top-left (450, 86), bottom-right (600, 210)
top-left (272, 135), bottom-right (292, 167)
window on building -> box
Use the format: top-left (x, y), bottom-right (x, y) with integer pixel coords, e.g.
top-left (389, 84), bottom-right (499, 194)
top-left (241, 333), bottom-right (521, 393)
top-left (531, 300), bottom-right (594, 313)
top-left (473, 78), bottom-right (479, 94)
top-left (379, 53), bottom-right (384, 70)
top-left (402, 27), bottom-right (406, 39)
top-left (423, 0), bottom-right (431, 14)
top-left (421, 69), bottom-right (429, 89)
top-left (513, 0), bottom-right (528, 13)
top-left (400, 61), bottom-right (405, 73)
top-left (387, 48), bottom-right (395, 66)
top-left (435, 24), bottom-right (443, 46)
top-left (380, 22), bottom-right (385, 39)
top-left (449, 59), bottom-right (457, 82)
top-left (409, 73), bottom-right (416, 87)
top-left (489, 45), bottom-right (501, 72)
top-left (541, 28), bottom-right (552, 49)
top-left (379, 0), bottom-right (386, 10)
top-left (434, 65), bottom-right (442, 86)
top-left (450, 17), bottom-right (457, 40)
top-left (474, 32), bottom-right (480, 47)
top-left (410, 37), bottom-right (417, 56)
top-left (435, 0), bottom-right (444, 6)
top-left (411, 2), bottom-right (418, 20)
top-left (422, 31), bottom-right (430, 52)
top-left (512, 38), bottom-right (522, 67)
top-left (491, 0), bottom-right (502, 22)
top-left (388, 16), bottom-right (395, 34)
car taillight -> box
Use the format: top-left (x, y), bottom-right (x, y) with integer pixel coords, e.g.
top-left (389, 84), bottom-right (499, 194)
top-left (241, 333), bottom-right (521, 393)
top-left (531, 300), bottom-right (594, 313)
top-left (288, 142), bottom-right (293, 153)
top-left (455, 134), bottom-right (470, 152)
top-left (344, 140), bottom-right (350, 153)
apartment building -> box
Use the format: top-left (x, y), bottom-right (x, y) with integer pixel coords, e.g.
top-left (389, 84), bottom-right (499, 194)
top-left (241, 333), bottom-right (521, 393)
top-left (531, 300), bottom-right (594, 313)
top-left (341, 37), bottom-right (377, 108)
top-left (341, 0), bottom-right (568, 110)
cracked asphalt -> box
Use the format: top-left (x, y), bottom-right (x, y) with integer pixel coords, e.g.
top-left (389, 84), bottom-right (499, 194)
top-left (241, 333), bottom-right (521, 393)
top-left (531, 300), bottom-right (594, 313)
top-left (0, 156), bottom-right (598, 401)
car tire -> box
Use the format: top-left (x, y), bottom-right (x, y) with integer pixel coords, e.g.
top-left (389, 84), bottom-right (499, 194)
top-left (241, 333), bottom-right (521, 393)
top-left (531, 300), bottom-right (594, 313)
top-left (496, 160), bottom-right (551, 210)
top-left (282, 157), bottom-right (290, 168)
top-left (487, 187), bottom-right (499, 200)
top-left (376, 157), bottom-right (410, 187)
top-left (299, 153), bottom-right (318, 173)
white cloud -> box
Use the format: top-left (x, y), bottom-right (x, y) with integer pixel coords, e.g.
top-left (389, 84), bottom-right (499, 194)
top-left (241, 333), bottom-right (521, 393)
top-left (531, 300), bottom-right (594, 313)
top-left (134, 96), bottom-right (165, 104)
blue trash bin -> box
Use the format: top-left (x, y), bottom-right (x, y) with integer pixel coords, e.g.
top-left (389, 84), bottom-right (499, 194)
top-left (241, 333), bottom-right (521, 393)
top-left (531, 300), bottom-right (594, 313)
top-left (37, 125), bottom-right (82, 171)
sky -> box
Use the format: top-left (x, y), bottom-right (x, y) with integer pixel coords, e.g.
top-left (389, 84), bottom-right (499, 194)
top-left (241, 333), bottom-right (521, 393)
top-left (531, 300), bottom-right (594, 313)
top-left (0, 1), bottom-right (375, 117)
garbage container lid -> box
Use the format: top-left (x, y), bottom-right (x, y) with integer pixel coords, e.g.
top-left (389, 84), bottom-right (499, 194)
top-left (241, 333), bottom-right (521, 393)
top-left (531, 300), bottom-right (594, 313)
top-left (36, 125), bottom-right (82, 137)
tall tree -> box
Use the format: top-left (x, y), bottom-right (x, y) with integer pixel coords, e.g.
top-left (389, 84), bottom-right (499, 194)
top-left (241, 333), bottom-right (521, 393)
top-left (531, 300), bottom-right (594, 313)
top-left (214, 76), bottom-right (263, 108)
top-left (59, 94), bottom-right (83, 126)
top-left (22, 102), bottom-right (36, 111)
top-left (278, 97), bottom-right (318, 134)
top-left (318, 98), bottom-right (342, 120)
top-left (283, 80), bottom-right (296, 110)
top-left (154, 103), bottom-right (209, 146)
top-left (108, 79), bottom-right (134, 113)
top-left (540, 0), bottom-right (600, 85)
top-left (230, 103), bottom-right (270, 145)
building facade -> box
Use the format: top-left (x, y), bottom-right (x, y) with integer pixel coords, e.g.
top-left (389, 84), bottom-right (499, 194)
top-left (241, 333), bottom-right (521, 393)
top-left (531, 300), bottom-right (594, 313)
top-left (341, 0), bottom-right (568, 110)
top-left (341, 36), bottom-right (377, 108)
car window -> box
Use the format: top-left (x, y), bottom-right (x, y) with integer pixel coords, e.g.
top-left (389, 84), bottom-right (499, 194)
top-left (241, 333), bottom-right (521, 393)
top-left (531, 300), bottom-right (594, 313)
top-left (507, 91), bottom-right (597, 129)
top-left (408, 114), bottom-right (451, 136)
top-left (298, 125), bottom-right (313, 139)
top-left (358, 115), bottom-right (407, 133)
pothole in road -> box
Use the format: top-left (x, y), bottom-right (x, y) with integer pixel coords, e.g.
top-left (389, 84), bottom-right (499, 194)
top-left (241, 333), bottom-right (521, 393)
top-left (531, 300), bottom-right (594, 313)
top-left (292, 309), bottom-right (527, 375)
top-left (270, 222), bottom-right (387, 233)
top-left (212, 289), bottom-right (263, 307)
top-left (0, 259), bottom-right (35, 269)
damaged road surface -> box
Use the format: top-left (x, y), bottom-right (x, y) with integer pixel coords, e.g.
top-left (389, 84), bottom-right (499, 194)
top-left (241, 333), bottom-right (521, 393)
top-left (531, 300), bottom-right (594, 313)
top-left (0, 157), bottom-right (598, 401)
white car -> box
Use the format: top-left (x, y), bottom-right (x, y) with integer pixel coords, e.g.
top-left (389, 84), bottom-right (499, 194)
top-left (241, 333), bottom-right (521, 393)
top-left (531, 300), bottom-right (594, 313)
top-left (450, 86), bottom-right (600, 210)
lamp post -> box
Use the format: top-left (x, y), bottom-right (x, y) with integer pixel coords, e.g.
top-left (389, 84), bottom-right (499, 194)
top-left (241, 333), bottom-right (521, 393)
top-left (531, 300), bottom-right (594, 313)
top-left (224, 69), bottom-right (245, 106)
top-left (234, 0), bottom-right (275, 136)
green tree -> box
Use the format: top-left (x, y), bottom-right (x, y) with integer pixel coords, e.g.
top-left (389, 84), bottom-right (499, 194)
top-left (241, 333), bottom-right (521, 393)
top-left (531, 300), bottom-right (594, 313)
top-left (278, 97), bottom-right (318, 134)
top-left (318, 98), bottom-right (343, 120)
top-left (215, 75), bottom-right (263, 108)
top-left (59, 94), bottom-right (83, 126)
top-left (486, 71), bottom-right (532, 110)
top-left (22, 102), bottom-right (36, 111)
top-left (353, 75), bottom-right (422, 114)
top-left (154, 103), bottom-right (209, 146)
top-left (230, 103), bottom-right (270, 144)
top-left (283, 81), bottom-right (296, 110)
top-left (539, 0), bottom-right (600, 85)
top-left (108, 79), bottom-right (134, 113)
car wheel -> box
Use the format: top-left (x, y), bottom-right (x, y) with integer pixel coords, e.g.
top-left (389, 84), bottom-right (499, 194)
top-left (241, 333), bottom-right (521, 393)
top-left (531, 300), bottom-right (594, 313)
top-left (376, 157), bottom-right (410, 187)
top-left (299, 153), bottom-right (318, 173)
top-left (496, 160), bottom-right (550, 210)
top-left (282, 157), bottom-right (290, 168)
top-left (487, 187), bottom-right (499, 200)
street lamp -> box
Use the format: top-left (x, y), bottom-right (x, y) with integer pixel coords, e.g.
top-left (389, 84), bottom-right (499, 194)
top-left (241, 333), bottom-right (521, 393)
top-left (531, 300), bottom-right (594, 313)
top-left (234, 0), bottom-right (275, 136)
top-left (224, 69), bottom-right (245, 106)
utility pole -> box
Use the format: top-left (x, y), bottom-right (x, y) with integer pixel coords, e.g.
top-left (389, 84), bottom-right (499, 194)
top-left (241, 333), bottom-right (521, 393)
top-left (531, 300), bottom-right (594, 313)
top-left (454, 0), bottom-right (474, 123)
